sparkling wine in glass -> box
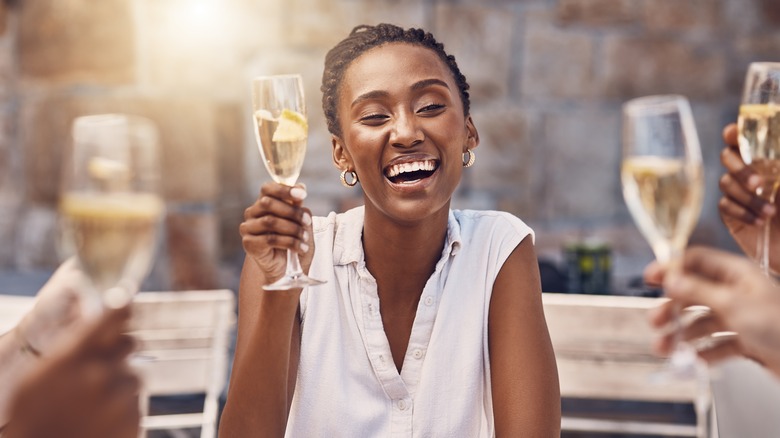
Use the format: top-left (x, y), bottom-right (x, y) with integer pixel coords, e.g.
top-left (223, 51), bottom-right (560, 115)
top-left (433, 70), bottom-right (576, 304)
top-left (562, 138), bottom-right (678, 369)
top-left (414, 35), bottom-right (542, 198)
top-left (737, 62), bottom-right (780, 276)
top-left (251, 74), bottom-right (325, 290)
top-left (59, 114), bottom-right (165, 315)
top-left (621, 95), bottom-right (705, 379)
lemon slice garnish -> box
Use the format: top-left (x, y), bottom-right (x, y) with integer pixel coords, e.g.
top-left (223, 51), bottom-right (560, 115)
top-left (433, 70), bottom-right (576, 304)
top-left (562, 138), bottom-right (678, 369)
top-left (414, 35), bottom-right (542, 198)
top-left (254, 109), bottom-right (274, 122)
top-left (87, 157), bottom-right (129, 181)
top-left (272, 109), bottom-right (308, 142)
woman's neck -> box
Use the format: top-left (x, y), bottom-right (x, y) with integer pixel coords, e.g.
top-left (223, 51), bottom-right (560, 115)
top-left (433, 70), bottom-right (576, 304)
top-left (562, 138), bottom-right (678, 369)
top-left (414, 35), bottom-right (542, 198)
top-left (361, 204), bottom-right (450, 300)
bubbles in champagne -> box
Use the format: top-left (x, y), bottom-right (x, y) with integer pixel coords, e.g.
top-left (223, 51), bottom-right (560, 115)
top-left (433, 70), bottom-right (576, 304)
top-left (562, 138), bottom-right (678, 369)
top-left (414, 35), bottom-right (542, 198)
top-left (738, 104), bottom-right (780, 178)
top-left (60, 192), bottom-right (164, 303)
top-left (254, 110), bottom-right (308, 186)
top-left (621, 156), bottom-right (704, 263)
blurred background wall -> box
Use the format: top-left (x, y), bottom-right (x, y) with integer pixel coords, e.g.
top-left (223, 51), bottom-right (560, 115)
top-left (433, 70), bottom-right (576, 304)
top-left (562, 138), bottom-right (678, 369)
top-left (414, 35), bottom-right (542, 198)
top-left (0, 0), bottom-right (778, 292)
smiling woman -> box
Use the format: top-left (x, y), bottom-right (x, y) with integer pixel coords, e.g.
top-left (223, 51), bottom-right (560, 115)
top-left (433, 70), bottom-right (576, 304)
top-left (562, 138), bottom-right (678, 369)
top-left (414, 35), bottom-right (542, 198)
top-left (219, 23), bottom-right (561, 438)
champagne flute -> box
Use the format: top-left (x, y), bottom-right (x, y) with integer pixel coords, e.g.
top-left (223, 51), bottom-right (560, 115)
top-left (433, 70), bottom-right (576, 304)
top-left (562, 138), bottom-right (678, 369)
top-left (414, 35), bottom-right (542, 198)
top-left (251, 74), bottom-right (324, 290)
top-left (59, 114), bottom-right (165, 315)
top-left (621, 95), bottom-right (705, 378)
top-left (737, 62), bottom-right (780, 276)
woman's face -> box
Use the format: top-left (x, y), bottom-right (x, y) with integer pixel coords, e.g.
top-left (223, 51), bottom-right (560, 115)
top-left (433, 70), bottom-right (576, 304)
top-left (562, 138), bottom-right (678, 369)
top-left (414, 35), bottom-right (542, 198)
top-left (333, 42), bottom-right (478, 225)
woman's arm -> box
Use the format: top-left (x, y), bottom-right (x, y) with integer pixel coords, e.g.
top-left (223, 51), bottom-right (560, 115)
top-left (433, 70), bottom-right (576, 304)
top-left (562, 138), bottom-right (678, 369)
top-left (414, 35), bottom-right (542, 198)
top-left (218, 182), bottom-right (312, 437)
top-left (218, 259), bottom-right (302, 437)
top-left (0, 259), bottom-right (82, 425)
top-left (4, 306), bottom-right (139, 438)
top-left (489, 237), bottom-right (561, 437)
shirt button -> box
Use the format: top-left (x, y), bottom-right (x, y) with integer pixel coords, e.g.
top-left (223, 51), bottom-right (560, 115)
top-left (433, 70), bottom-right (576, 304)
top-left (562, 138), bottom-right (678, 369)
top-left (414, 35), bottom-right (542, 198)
top-left (424, 296), bottom-right (434, 306)
top-left (413, 349), bottom-right (424, 359)
top-left (398, 400), bottom-right (408, 411)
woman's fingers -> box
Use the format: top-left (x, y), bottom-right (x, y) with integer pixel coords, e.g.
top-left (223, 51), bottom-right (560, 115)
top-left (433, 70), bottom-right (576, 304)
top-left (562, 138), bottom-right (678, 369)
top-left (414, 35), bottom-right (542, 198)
top-left (722, 123), bottom-right (738, 146)
top-left (643, 261), bottom-right (665, 288)
top-left (720, 146), bottom-right (761, 192)
top-left (241, 182), bottom-right (309, 249)
top-left (679, 311), bottom-right (727, 343)
top-left (719, 139), bottom-right (777, 223)
top-left (695, 335), bottom-right (744, 364)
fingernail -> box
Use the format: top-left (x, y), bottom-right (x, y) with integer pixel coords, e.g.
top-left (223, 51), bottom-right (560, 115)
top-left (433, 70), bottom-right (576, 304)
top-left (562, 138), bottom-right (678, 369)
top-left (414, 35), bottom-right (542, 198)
top-left (302, 231), bottom-right (310, 242)
top-left (302, 212), bottom-right (312, 226)
top-left (763, 204), bottom-right (776, 216)
top-left (748, 175), bottom-right (761, 190)
top-left (290, 187), bottom-right (307, 200)
top-left (300, 242), bottom-right (309, 253)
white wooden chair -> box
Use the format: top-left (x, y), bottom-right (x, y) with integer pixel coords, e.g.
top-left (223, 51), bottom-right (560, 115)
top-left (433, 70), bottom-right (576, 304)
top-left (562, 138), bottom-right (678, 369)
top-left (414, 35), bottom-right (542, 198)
top-left (0, 294), bottom-right (35, 334)
top-left (129, 289), bottom-right (235, 438)
top-left (543, 293), bottom-right (714, 437)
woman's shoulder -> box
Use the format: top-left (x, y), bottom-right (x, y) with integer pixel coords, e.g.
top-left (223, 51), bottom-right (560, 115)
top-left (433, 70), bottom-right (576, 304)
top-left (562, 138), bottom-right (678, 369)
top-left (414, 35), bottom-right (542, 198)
top-left (312, 206), bottom-right (364, 233)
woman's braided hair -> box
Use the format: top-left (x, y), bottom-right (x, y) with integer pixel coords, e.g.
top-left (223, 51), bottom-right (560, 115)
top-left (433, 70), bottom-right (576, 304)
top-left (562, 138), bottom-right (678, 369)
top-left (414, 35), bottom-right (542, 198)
top-left (321, 23), bottom-right (471, 138)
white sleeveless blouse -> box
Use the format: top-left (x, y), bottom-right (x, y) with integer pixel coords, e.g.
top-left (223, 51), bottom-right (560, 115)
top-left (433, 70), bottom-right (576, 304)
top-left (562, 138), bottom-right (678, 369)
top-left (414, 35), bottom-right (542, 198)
top-left (285, 207), bottom-right (533, 437)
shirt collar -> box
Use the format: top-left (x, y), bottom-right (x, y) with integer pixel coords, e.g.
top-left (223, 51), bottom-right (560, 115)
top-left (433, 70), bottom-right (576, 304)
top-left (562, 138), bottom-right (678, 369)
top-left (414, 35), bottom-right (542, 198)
top-left (333, 206), bottom-right (462, 266)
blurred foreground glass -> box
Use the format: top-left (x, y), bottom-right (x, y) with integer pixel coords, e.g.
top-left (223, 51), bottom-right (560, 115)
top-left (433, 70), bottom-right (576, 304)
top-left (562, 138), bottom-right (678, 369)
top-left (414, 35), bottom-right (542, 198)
top-left (251, 74), bottom-right (324, 290)
top-left (621, 95), bottom-right (704, 380)
top-left (59, 114), bottom-right (165, 315)
top-left (737, 62), bottom-right (780, 276)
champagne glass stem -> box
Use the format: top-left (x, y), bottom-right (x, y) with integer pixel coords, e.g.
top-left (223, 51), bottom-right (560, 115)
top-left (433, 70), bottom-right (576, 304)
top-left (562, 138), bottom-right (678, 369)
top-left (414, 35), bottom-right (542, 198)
top-left (285, 249), bottom-right (305, 281)
top-left (758, 182), bottom-right (779, 276)
top-left (263, 248), bottom-right (324, 291)
top-left (653, 250), bottom-right (699, 380)
top-left (759, 220), bottom-right (771, 275)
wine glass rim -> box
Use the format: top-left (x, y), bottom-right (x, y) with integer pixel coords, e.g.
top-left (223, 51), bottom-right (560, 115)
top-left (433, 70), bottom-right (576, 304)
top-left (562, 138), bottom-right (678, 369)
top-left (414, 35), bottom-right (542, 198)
top-left (252, 73), bottom-right (303, 81)
top-left (73, 113), bottom-right (155, 128)
top-left (748, 62), bottom-right (780, 71)
top-left (623, 94), bottom-right (690, 114)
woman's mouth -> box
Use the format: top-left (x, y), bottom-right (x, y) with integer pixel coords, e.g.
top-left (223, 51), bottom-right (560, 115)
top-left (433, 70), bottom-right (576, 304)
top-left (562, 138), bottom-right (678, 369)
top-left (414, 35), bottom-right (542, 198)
top-left (384, 159), bottom-right (439, 184)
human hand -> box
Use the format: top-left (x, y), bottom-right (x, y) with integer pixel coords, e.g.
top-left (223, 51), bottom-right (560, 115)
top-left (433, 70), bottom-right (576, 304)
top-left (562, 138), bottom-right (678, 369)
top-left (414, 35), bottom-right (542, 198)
top-left (4, 306), bottom-right (140, 438)
top-left (718, 123), bottom-right (780, 270)
top-left (646, 247), bottom-right (780, 377)
top-left (16, 258), bottom-right (85, 355)
top-left (239, 182), bottom-right (314, 286)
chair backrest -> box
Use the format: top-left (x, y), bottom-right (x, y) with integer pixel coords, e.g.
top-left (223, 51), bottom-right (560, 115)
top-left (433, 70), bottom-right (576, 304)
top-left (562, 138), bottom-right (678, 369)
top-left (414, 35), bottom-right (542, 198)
top-left (0, 295), bottom-right (35, 334)
top-left (542, 293), bottom-right (712, 437)
top-left (129, 289), bottom-right (235, 438)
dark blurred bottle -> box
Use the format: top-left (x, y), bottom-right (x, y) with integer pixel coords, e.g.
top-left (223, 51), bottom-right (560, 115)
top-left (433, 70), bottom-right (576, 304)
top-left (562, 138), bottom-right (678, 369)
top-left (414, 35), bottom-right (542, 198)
top-left (564, 241), bottom-right (612, 295)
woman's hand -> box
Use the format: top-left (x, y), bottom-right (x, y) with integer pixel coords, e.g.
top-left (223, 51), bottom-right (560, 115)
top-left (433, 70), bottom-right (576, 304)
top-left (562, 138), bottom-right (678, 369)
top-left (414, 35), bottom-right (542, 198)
top-left (239, 182), bottom-right (314, 285)
top-left (718, 123), bottom-right (780, 271)
top-left (16, 258), bottom-right (85, 355)
top-left (4, 306), bottom-right (140, 438)
top-left (645, 247), bottom-right (780, 378)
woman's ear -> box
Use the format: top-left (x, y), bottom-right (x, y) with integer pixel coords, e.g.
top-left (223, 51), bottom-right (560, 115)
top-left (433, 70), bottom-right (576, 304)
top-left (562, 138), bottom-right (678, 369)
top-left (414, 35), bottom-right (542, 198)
top-left (332, 135), bottom-right (353, 170)
top-left (465, 115), bottom-right (479, 151)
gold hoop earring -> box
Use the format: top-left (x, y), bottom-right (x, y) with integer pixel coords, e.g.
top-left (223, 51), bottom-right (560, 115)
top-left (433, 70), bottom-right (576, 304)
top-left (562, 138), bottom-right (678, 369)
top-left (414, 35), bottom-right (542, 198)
top-left (462, 150), bottom-right (475, 168)
top-left (340, 169), bottom-right (358, 187)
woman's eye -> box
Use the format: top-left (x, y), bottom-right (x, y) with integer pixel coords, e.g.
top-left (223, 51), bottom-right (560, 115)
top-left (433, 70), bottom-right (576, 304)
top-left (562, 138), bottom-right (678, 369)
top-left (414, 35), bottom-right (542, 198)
top-left (418, 103), bottom-right (445, 113)
top-left (360, 114), bottom-right (388, 124)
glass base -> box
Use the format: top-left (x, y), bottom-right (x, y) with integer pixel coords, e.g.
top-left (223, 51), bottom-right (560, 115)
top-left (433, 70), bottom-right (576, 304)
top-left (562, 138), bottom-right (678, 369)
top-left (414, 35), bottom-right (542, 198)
top-left (263, 273), bottom-right (326, 291)
top-left (649, 343), bottom-right (700, 384)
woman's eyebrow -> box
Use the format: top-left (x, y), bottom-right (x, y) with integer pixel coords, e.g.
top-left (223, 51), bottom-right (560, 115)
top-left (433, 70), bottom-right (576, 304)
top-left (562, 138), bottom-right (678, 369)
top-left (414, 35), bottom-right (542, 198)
top-left (411, 78), bottom-right (450, 91)
top-left (351, 90), bottom-right (389, 108)
top-left (350, 79), bottom-right (450, 108)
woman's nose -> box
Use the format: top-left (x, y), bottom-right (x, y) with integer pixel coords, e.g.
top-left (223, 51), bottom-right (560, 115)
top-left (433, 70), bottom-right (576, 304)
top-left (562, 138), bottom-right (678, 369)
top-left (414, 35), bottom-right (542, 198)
top-left (390, 112), bottom-right (424, 148)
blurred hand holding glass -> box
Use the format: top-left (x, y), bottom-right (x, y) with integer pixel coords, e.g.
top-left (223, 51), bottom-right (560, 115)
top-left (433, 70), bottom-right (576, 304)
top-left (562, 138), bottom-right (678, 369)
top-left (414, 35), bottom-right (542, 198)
top-left (251, 74), bottom-right (324, 290)
top-left (59, 114), bottom-right (165, 314)
top-left (737, 62), bottom-right (780, 275)
top-left (621, 95), bottom-right (704, 378)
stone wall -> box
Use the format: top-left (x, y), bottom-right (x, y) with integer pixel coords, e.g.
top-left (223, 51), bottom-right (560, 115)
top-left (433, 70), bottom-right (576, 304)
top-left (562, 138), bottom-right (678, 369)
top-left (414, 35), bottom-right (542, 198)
top-left (1, 0), bottom-right (778, 290)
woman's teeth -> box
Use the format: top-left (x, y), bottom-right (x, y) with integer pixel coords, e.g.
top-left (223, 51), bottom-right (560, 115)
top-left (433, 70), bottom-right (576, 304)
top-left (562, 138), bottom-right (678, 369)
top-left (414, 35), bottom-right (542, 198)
top-left (386, 160), bottom-right (436, 178)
